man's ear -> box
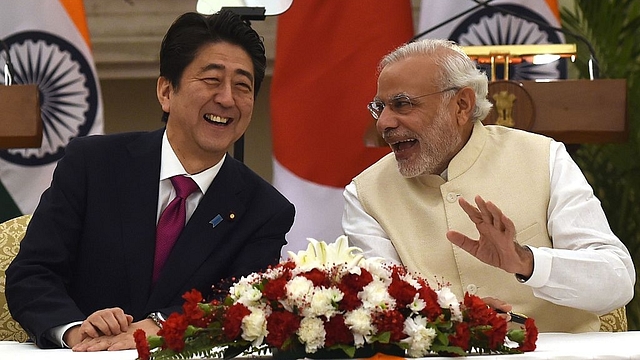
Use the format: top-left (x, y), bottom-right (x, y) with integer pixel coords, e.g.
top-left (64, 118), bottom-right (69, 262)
top-left (157, 76), bottom-right (172, 113)
top-left (455, 87), bottom-right (476, 126)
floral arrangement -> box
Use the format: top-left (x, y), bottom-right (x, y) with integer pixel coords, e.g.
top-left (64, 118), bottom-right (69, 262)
top-left (135, 236), bottom-right (538, 359)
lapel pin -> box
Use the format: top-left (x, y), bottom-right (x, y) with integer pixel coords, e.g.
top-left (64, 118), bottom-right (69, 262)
top-left (209, 214), bottom-right (223, 228)
top-left (228, 211), bottom-right (236, 221)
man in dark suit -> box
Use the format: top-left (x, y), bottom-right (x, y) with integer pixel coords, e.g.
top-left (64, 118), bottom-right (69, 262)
top-left (6, 10), bottom-right (295, 351)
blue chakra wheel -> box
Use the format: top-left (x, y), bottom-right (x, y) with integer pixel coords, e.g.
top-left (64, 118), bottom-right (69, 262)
top-left (449, 4), bottom-right (567, 81)
top-left (0, 30), bottom-right (99, 166)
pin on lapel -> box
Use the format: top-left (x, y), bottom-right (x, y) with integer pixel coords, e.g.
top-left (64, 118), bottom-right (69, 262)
top-left (209, 214), bottom-right (223, 228)
top-left (228, 211), bottom-right (236, 221)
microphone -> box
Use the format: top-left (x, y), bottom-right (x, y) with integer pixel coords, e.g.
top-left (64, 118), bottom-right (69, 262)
top-left (2, 39), bottom-right (14, 85)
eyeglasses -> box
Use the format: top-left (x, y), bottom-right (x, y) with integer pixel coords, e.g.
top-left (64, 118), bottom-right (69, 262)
top-left (367, 87), bottom-right (459, 120)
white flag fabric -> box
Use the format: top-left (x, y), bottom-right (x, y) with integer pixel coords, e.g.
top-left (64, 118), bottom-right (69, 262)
top-left (270, 1), bottom-right (413, 257)
top-left (417, 0), bottom-right (565, 80)
top-left (0, 0), bottom-right (103, 221)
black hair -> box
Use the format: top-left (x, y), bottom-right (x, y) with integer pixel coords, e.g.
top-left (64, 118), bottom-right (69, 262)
top-left (159, 10), bottom-right (266, 122)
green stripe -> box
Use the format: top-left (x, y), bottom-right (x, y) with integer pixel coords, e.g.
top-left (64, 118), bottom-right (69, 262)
top-left (0, 179), bottom-right (22, 222)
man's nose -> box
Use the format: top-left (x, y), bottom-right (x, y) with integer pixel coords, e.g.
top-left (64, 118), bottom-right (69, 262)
top-left (375, 108), bottom-right (398, 133)
top-left (214, 83), bottom-right (235, 107)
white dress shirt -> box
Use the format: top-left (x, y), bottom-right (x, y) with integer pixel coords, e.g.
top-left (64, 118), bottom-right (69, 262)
top-left (343, 141), bottom-right (635, 315)
top-left (157, 131), bottom-right (224, 224)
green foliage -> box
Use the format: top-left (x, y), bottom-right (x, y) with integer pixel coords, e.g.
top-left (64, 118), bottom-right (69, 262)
top-left (560, 0), bottom-right (640, 330)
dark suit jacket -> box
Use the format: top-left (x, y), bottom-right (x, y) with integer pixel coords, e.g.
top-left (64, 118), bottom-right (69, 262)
top-left (6, 129), bottom-right (295, 348)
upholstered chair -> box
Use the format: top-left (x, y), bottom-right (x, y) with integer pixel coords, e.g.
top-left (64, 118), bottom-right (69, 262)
top-left (0, 214), bottom-right (31, 341)
top-left (599, 307), bottom-right (628, 332)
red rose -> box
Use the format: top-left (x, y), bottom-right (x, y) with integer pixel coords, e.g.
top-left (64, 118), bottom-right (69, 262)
top-left (373, 309), bottom-right (406, 342)
top-left (448, 322), bottom-right (471, 351)
top-left (223, 303), bottom-right (251, 340)
top-left (416, 279), bottom-right (441, 320)
top-left (182, 289), bottom-right (203, 304)
top-left (337, 285), bottom-right (361, 311)
top-left (263, 275), bottom-right (288, 301)
top-left (182, 290), bottom-right (208, 327)
top-left (388, 271), bottom-right (418, 308)
top-left (518, 318), bottom-right (538, 352)
top-left (134, 329), bottom-right (151, 360)
top-left (340, 268), bottom-right (373, 290)
top-left (158, 313), bottom-right (189, 352)
top-left (324, 315), bottom-right (353, 347)
top-left (266, 310), bottom-right (301, 349)
top-left (464, 293), bottom-right (495, 326)
top-left (337, 269), bottom-right (373, 311)
top-left (302, 268), bottom-right (328, 287)
top-left (486, 315), bottom-right (508, 349)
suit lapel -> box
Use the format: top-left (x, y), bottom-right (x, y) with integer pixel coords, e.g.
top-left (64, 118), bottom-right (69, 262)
top-left (118, 129), bottom-right (163, 315)
top-left (147, 156), bottom-right (250, 307)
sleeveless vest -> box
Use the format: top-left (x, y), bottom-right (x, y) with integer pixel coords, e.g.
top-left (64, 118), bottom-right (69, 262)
top-left (354, 122), bottom-right (599, 332)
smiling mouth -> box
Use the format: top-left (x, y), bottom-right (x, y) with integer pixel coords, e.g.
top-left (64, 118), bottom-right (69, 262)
top-left (204, 114), bottom-right (232, 125)
top-left (390, 138), bottom-right (418, 152)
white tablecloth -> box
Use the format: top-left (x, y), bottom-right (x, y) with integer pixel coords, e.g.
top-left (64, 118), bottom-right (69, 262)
top-left (2, 332), bottom-right (640, 359)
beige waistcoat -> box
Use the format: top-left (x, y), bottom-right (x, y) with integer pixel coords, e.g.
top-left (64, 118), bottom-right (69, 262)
top-left (354, 122), bottom-right (599, 332)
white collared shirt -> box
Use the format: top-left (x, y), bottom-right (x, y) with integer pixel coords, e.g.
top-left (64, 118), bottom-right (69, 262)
top-left (157, 131), bottom-right (224, 223)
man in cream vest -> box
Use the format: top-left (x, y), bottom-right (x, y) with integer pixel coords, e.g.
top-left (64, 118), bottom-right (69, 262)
top-left (342, 39), bottom-right (635, 332)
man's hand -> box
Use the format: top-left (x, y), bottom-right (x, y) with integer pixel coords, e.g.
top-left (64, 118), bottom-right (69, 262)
top-left (81, 307), bottom-right (133, 338)
top-left (71, 318), bottom-right (159, 352)
top-left (446, 195), bottom-right (534, 277)
top-left (63, 307), bottom-right (134, 347)
top-left (483, 296), bottom-right (515, 322)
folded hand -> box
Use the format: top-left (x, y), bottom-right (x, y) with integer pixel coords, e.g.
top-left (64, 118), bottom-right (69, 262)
top-left (71, 318), bottom-right (159, 352)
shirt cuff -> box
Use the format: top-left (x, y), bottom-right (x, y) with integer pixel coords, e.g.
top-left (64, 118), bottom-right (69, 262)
top-left (49, 321), bottom-right (83, 348)
top-left (519, 245), bottom-right (552, 288)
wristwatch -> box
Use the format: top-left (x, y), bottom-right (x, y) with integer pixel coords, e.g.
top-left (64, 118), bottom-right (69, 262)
top-left (147, 312), bottom-right (166, 329)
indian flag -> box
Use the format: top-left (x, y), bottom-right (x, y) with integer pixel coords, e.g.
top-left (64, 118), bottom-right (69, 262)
top-left (0, 0), bottom-right (103, 222)
top-left (271, 1), bottom-right (413, 256)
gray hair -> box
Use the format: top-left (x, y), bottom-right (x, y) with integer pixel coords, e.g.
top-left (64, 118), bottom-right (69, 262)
top-left (379, 39), bottom-right (492, 122)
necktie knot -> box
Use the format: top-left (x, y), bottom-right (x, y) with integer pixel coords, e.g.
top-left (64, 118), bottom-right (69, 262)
top-left (170, 175), bottom-right (199, 199)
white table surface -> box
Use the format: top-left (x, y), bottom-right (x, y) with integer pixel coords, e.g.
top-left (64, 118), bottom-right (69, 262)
top-left (2, 332), bottom-right (640, 359)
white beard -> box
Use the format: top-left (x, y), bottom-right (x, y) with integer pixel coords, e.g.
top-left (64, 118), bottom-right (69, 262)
top-left (398, 104), bottom-right (462, 178)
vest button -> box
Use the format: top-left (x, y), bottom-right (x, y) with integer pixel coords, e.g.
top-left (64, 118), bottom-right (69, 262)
top-left (466, 283), bottom-right (478, 295)
top-left (446, 192), bottom-right (459, 203)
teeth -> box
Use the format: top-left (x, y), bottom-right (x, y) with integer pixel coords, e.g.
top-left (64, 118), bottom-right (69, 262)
top-left (204, 114), bottom-right (230, 124)
top-left (391, 139), bottom-right (415, 145)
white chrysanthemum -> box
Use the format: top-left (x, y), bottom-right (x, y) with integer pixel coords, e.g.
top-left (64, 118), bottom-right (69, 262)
top-left (283, 276), bottom-right (314, 310)
top-left (360, 279), bottom-right (396, 310)
top-left (344, 308), bottom-right (374, 346)
top-left (360, 260), bottom-right (392, 284)
top-left (229, 280), bottom-right (255, 302)
top-left (235, 286), bottom-right (263, 306)
top-left (241, 306), bottom-right (267, 346)
top-left (304, 287), bottom-right (343, 318)
top-left (297, 316), bottom-right (326, 353)
top-left (436, 287), bottom-right (462, 322)
top-left (408, 293), bottom-right (427, 314)
top-left (401, 315), bottom-right (437, 358)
